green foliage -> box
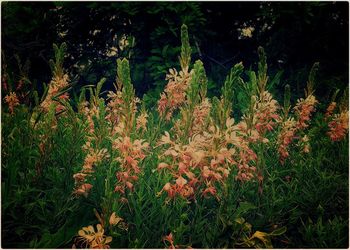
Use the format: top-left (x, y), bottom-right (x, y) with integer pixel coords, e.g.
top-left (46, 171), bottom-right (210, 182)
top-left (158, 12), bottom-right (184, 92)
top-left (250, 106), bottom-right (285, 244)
top-left (117, 58), bottom-right (134, 102)
top-left (187, 60), bottom-right (207, 106)
top-left (179, 24), bottom-right (191, 72)
top-left (1, 23), bottom-right (348, 249)
top-left (257, 46), bottom-right (268, 94)
top-left (300, 216), bottom-right (348, 248)
top-left (49, 43), bottom-right (67, 78)
top-left (306, 62), bottom-right (319, 96)
top-left (283, 84), bottom-right (291, 118)
top-left (222, 62), bottom-right (244, 118)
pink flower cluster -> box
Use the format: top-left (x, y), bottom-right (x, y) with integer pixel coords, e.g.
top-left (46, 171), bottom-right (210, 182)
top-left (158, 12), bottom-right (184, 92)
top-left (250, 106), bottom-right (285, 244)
top-left (277, 118), bottom-right (298, 163)
top-left (327, 111), bottom-right (349, 141)
top-left (277, 95), bottom-right (317, 163)
top-left (157, 132), bottom-right (233, 201)
top-left (325, 102), bottom-right (337, 119)
top-left (113, 136), bottom-right (149, 196)
top-left (41, 74), bottom-right (70, 113)
top-left (158, 68), bottom-right (191, 120)
top-left (4, 92), bottom-right (20, 114)
top-left (253, 91), bottom-right (280, 134)
top-left (294, 95), bottom-right (318, 129)
top-left (73, 146), bottom-right (109, 197)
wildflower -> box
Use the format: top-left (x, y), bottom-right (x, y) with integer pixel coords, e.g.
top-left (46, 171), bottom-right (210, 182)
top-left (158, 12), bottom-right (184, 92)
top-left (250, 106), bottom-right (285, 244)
top-left (253, 91), bottom-right (280, 135)
top-left (297, 135), bottom-right (311, 153)
top-left (109, 212), bottom-right (123, 226)
top-left (294, 95), bottom-right (318, 129)
top-left (191, 98), bottom-right (211, 134)
top-left (113, 136), bottom-right (149, 196)
top-left (4, 92), bottom-right (20, 114)
top-left (175, 176), bottom-right (187, 187)
top-left (136, 111), bottom-right (148, 130)
top-left (202, 186), bottom-right (217, 198)
top-left (76, 224), bottom-right (112, 249)
top-left (277, 118), bottom-right (298, 163)
top-left (158, 162), bottom-right (170, 170)
top-left (119, 34), bottom-right (129, 51)
top-left (325, 102), bottom-right (337, 119)
top-left (327, 111), bottom-right (349, 141)
top-left (41, 74), bottom-right (70, 112)
top-left (73, 173), bottom-right (88, 183)
top-left (74, 183), bottom-right (93, 198)
top-left (157, 68), bottom-right (191, 120)
top-left (240, 26), bottom-right (255, 38)
top-left (163, 233), bottom-right (176, 249)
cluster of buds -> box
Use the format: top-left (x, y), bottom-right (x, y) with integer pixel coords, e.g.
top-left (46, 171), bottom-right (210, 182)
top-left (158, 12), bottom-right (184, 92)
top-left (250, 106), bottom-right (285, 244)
top-left (277, 118), bottom-right (298, 163)
top-left (191, 98), bottom-right (211, 135)
top-left (253, 91), bottom-right (281, 135)
top-left (41, 74), bottom-right (70, 113)
top-left (327, 110), bottom-right (349, 141)
top-left (73, 105), bottom-right (110, 197)
top-left (235, 146), bottom-right (257, 182)
top-left (105, 90), bottom-right (140, 136)
top-left (158, 117), bottom-right (259, 201)
top-left (105, 91), bottom-right (124, 127)
top-left (113, 136), bottom-right (149, 196)
top-left (296, 135), bottom-right (311, 154)
top-left (157, 131), bottom-right (232, 201)
top-left (80, 101), bottom-right (101, 134)
top-left (158, 68), bottom-right (192, 121)
top-left (325, 102), bottom-right (337, 119)
top-left (294, 95), bottom-right (318, 130)
top-left (73, 142), bottom-right (109, 197)
top-left (136, 111), bottom-right (148, 131)
top-left (277, 93), bottom-right (318, 163)
top-left (226, 119), bottom-right (257, 182)
top-left (4, 91), bottom-right (20, 114)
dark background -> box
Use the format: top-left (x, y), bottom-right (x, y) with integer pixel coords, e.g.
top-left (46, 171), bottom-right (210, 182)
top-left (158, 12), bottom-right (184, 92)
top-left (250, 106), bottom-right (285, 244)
top-left (2, 1), bottom-right (349, 106)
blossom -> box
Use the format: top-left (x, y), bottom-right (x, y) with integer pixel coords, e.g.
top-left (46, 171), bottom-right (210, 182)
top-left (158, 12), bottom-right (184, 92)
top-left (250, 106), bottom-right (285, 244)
top-left (74, 183), bottom-right (93, 197)
top-left (109, 212), bottom-right (123, 226)
top-left (327, 111), bottom-right (349, 141)
top-left (277, 118), bottom-right (298, 163)
top-left (191, 98), bottom-right (211, 134)
top-left (136, 111), bottom-right (148, 130)
top-left (4, 92), bottom-right (20, 114)
top-left (113, 136), bottom-right (149, 196)
top-left (76, 224), bottom-right (112, 249)
top-left (157, 68), bottom-right (191, 120)
top-left (325, 102), bottom-right (337, 119)
top-left (253, 91), bottom-right (280, 135)
top-left (41, 74), bottom-right (70, 112)
top-left (240, 26), bottom-right (255, 38)
top-left (294, 95), bottom-right (318, 129)
top-left (163, 233), bottom-right (176, 249)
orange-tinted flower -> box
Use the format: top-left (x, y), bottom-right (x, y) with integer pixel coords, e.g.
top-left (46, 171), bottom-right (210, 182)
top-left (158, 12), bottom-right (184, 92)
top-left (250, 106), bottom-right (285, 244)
top-left (277, 118), bottom-right (297, 163)
top-left (77, 224), bottom-right (112, 249)
top-left (327, 111), bottom-right (349, 141)
top-left (294, 95), bottom-right (318, 129)
top-left (74, 183), bottom-right (93, 197)
top-left (325, 102), bottom-right (336, 119)
top-left (4, 92), bottom-right (20, 114)
top-left (163, 233), bottom-right (175, 249)
top-left (109, 212), bottom-right (123, 226)
top-left (136, 111), bottom-right (148, 130)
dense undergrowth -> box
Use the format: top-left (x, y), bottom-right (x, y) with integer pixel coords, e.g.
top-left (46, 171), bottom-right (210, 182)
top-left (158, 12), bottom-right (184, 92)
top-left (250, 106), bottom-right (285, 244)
top-left (2, 25), bottom-right (349, 248)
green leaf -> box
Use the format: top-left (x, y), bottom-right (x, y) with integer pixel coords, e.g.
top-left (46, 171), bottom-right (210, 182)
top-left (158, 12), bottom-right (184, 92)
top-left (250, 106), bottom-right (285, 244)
top-left (270, 226), bottom-right (287, 236)
top-left (233, 202), bottom-right (256, 218)
top-left (96, 77), bottom-right (107, 97)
